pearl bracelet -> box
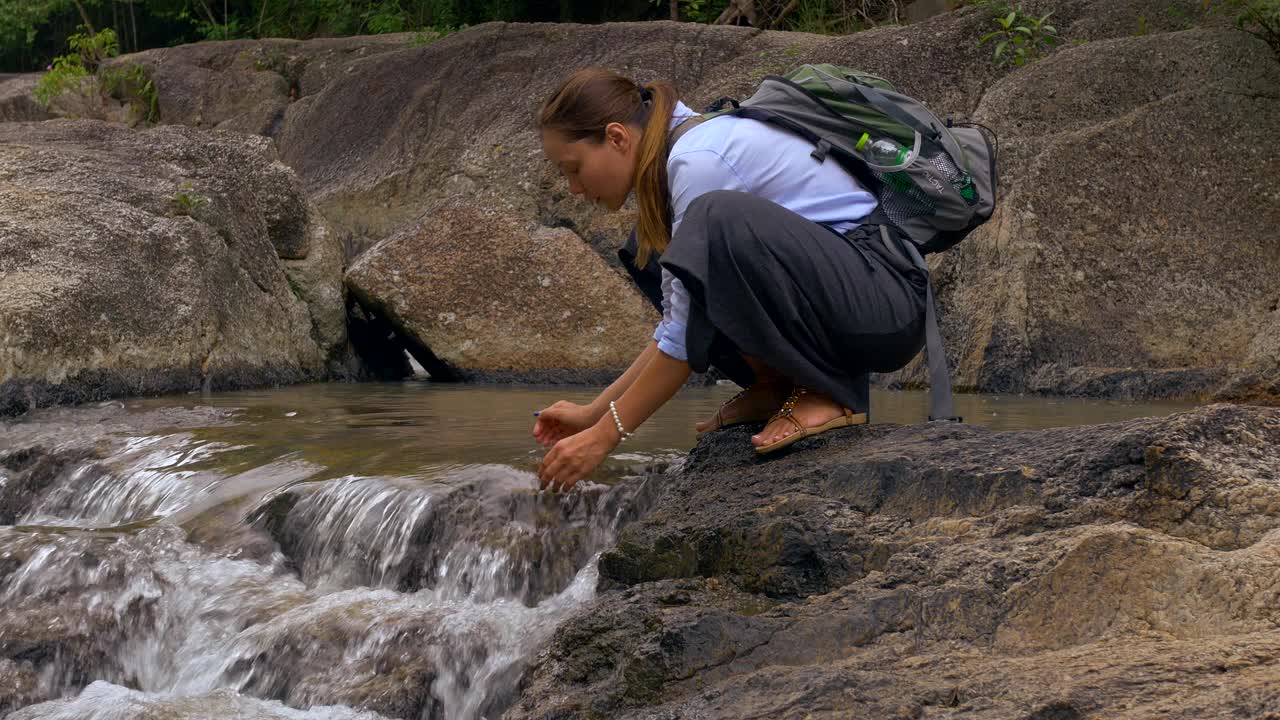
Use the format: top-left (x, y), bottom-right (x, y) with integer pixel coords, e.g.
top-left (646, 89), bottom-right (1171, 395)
top-left (609, 401), bottom-right (634, 442)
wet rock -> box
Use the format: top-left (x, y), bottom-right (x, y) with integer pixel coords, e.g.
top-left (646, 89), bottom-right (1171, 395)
top-left (0, 445), bottom-right (98, 524)
top-left (511, 404), bottom-right (1280, 718)
top-left (0, 658), bottom-right (41, 716)
top-left (345, 200), bottom-right (656, 377)
top-left (0, 120), bottom-right (349, 416)
top-left (0, 529), bottom-right (164, 703)
top-left (258, 465), bottom-right (656, 604)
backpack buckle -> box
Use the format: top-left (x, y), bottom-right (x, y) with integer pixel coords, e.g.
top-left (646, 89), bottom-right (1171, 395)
top-left (810, 139), bottom-right (832, 163)
top-left (707, 97), bottom-right (740, 112)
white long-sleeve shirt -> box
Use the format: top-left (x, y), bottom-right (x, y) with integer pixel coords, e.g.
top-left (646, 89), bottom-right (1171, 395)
top-left (652, 101), bottom-right (879, 361)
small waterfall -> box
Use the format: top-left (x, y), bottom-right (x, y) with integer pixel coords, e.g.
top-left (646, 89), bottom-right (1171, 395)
top-left (21, 434), bottom-right (226, 527)
top-left (3, 418), bottom-right (660, 720)
top-left (281, 475), bottom-right (442, 590)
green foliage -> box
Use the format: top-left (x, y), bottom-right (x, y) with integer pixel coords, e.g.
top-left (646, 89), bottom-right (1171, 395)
top-left (33, 53), bottom-right (89, 106)
top-left (1222, 0), bottom-right (1280, 59)
top-left (408, 23), bottom-right (464, 46)
top-left (978, 6), bottom-right (1059, 67)
top-left (649, 0), bottom-right (731, 23)
top-left (33, 25), bottom-right (116, 107)
top-left (171, 182), bottom-right (208, 216)
top-left (1164, 3), bottom-right (1197, 30)
top-left (32, 26), bottom-right (159, 123)
top-left (101, 62), bottom-right (160, 123)
top-left (790, 0), bottom-right (865, 34)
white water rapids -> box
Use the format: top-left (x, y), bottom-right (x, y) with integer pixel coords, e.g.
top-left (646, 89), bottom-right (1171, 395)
top-left (1, 421), bottom-right (658, 720)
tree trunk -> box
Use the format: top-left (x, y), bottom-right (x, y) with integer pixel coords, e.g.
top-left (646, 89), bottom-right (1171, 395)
top-left (257, 0), bottom-right (269, 36)
top-left (129, 0), bottom-right (138, 53)
top-left (71, 0), bottom-right (96, 37)
top-left (670, 0), bottom-right (679, 21)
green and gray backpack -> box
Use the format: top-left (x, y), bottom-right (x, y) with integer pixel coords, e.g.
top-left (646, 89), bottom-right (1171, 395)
top-left (671, 64), bottom-right (1000, 421)
top-left (672, 63), bottom-right (998, 256)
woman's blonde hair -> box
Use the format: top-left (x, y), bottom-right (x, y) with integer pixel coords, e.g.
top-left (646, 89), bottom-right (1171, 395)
top-left (538, 68), bottom-right (677, 268)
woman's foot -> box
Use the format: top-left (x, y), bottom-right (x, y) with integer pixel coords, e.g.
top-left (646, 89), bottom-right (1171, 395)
top-left (695, 381), bottom-right (792, 434)
top-left (752, 387), bottom-right (865, 452)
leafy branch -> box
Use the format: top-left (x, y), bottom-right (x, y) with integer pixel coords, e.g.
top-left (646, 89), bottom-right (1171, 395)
top-left (978, 7), bottom-right (1059, 67)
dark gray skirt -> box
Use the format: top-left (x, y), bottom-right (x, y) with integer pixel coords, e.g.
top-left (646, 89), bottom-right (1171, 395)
top-left (619, 190), bottom-right (927, 414)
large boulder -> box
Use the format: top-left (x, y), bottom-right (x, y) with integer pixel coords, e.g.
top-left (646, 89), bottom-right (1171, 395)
top-left (0, 120), bottom-right (349, 416)
top-left (345, 201), bottom-right (657, 380)
top-left (110, 33), bottom-right (422, 136)
top-left (511, 403), bottom-right (1280, 718)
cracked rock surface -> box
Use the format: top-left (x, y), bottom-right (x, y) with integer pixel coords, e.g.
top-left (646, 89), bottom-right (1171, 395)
top-left (510, 403), bottom-right (1280, 719)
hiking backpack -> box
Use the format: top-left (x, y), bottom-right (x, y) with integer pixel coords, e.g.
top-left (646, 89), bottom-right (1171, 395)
top-left (671, 64), bottom-right (1001, 421)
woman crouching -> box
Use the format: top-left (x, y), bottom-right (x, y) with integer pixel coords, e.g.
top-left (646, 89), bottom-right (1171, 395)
top-left (533, 68), bottom-right (927, 492)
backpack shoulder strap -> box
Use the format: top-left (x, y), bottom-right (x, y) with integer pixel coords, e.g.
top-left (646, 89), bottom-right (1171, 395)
top-left (669, 115), bottom-right (708, 148)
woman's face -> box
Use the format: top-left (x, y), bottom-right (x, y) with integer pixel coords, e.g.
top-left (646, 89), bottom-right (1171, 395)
top-left (541, 122), bottom-right (638, 211)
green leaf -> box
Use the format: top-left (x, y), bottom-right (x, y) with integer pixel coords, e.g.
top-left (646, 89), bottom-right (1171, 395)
top-left (995, 39), bottom-right (1008, 57)
top-left (1015, 25), bottom-right (1033, 34)
top-left (979, 30), bottom-right (1003, 44)
top-left (1005, 11), bottom-right (1017, 26)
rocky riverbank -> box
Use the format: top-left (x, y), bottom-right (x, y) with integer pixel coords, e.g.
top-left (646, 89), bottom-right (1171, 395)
top-left (511, 403), bottom-right (1280, 719)
top-left (3, 400), bottom-right (1276, 718)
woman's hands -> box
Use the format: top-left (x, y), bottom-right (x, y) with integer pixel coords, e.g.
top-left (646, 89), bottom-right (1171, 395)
top-left (532, 400), bottom-right (601, 447)
top-left (537, 422), bottom-right (619, 493)
top-left (532, 342), bottom-right (691, 493)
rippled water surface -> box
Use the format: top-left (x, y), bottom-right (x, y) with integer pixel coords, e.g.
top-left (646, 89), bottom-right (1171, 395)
top-left (0, 381), bottom-right (1196, 720)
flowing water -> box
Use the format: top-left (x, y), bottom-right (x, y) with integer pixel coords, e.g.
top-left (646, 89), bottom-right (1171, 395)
top-left (0, 382), bottom-right (1195, 720)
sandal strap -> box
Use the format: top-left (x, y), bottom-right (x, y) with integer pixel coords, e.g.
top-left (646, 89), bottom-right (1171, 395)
top-left (767, 386), bottom-right (809, 434)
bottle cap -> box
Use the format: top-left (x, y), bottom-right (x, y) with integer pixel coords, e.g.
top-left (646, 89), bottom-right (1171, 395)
top-left (855, 133), bottom-right (870, 151)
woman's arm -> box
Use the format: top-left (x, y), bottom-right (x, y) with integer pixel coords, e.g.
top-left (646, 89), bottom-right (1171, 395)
top-left (533, 339), bottom-right (660, 447)
top-left (587, 339), bottom-right (660, 418)
top-left (538, 348), bottom-right (691, 492)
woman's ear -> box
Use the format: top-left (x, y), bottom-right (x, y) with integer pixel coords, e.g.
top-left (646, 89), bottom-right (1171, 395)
top-left (604, 122), bottom-right (633, 154)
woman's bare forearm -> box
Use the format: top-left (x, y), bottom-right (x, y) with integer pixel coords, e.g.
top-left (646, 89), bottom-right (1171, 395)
top-left (588, 339), bottom-right (659, 418)
top-left (598, 348), bottom-right (691, 438)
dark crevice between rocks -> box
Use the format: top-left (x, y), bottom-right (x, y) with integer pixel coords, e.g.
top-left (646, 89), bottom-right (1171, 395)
top-left (346, 289), bottom-right (456, 381)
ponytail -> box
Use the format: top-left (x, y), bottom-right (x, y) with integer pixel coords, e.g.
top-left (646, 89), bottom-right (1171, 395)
top-left (538, 69), bottom-right (678, 268)
top-left (631, 81), bottom-right (676, 268)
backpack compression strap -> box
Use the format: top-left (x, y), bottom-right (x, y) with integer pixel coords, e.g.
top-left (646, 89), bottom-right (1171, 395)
top-left (880, 225), bottom-right (961, 422)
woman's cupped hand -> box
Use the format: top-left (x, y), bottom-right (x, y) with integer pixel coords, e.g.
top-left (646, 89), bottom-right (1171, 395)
top-left (532, 400), bottom-right (615, 492)
top-left (532, 400), bottom-right (598, 447)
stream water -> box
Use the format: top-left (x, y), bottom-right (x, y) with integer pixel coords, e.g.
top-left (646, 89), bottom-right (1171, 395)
top-left (0, 382), bottom-right (1195, 719)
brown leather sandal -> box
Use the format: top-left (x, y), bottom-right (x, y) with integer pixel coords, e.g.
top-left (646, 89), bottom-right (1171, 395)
top-left (754, 387), bottom-right (867, 455)
top-left (698, 382), bottom-right (790, 436)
